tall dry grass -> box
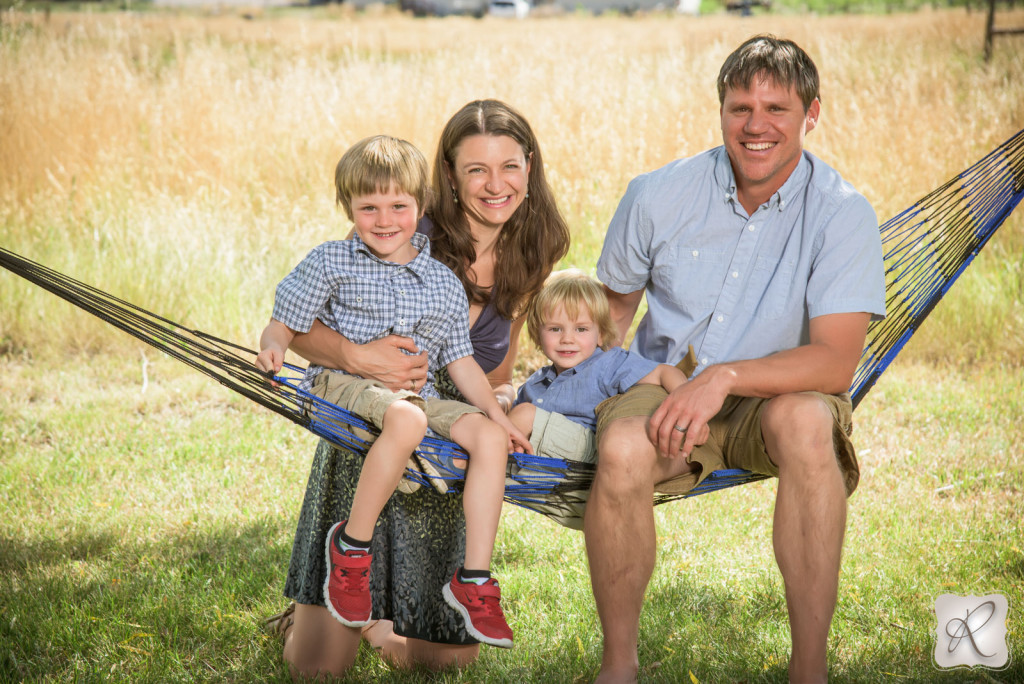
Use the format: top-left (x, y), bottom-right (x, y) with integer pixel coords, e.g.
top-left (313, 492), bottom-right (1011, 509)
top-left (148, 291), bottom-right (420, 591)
top-left (1, 8), bottom-right (1022, 368)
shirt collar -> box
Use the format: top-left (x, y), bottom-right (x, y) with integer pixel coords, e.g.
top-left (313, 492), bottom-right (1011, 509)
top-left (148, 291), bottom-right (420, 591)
top-left (714, 147), bottom-right (738, 205)
top-left (351, 232), bottom-right (432, 277)
top-left (713, 146), bottom-right (811, 212)
top-left (541, 347), bottom-right (606, 381)
top-left (775, 153), bottom-right (810, 211)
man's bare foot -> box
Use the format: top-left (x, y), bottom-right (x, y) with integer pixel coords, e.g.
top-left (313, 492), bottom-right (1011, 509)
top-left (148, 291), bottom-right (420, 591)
top-left (593, 666), bottom-right (639, 684)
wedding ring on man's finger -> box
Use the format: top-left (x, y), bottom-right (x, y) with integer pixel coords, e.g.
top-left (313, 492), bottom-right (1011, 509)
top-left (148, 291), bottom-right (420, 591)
top-left (674, 424), bottom-right (687, 433)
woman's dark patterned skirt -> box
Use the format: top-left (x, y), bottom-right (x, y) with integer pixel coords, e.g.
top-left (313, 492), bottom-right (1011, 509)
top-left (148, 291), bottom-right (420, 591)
top-left (283, 370), bottom-right (475, 644)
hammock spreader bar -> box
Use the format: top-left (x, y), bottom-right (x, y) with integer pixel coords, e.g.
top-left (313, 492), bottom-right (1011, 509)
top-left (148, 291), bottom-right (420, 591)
top-left (2, 126), bottom-right (1023, 527)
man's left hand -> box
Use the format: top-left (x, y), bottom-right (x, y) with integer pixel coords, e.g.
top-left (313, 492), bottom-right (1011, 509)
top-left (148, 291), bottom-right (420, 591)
top-left (648, 366), bottom-right (733, 459)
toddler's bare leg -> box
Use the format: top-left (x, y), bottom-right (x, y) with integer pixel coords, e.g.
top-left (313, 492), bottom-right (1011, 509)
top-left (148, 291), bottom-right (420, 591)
top-left (346, 401), bottom-right (427, 540)
top-left (448, 413), bottom-right (509, 570)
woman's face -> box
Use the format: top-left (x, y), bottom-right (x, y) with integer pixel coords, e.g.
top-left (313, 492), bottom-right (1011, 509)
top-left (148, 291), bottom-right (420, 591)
top-left (448, 134), bottom-right (531, 233)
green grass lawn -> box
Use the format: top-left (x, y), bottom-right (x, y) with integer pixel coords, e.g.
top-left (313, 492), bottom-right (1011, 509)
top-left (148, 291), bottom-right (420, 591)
top-left (2, 353), bottom-right (1021, 682)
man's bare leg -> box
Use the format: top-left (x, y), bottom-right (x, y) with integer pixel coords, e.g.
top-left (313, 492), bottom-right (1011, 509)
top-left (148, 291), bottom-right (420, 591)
top-left (763, 394), bottom-right (847, 684)
top-left (584, 416), bottom-right (694, 683)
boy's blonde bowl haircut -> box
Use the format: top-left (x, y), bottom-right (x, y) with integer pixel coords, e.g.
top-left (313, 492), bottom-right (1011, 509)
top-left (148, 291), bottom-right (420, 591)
top-left (527, 269), bottom-right (618, 352)
top-left (334, 135), bottom-right (431, 221)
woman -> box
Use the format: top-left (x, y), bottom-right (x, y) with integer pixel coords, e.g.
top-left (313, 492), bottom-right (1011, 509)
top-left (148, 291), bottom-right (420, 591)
top-left (269, 99), bottom-right (570, 678)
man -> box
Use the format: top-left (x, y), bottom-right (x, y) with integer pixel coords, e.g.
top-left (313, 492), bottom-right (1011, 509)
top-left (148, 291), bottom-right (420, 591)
top-left (588, 35), bottom-right (886, 683)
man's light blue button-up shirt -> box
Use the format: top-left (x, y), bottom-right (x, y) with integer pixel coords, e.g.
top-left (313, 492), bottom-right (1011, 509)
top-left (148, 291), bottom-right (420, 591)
top-left (597, 147), bottom-right (886, 376)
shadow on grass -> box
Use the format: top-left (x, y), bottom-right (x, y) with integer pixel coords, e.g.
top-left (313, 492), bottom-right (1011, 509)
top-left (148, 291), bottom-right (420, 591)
top-left (629, 577), bottom-right (787, 683)
top-left (620, 575), bottom-right (1024, 683)
top-left (1, 516), bottom-right (295, 682)
top-left (992, 552), bottom-right (1024, 581)
top-left (6, 515), bottom-right (1019, 683)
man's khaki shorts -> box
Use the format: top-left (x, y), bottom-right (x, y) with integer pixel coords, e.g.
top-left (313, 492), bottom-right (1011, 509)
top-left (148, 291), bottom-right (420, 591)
top-left (593, 355), bottom-right (860, 497)
top-left (309, 371), bottom-right (482, 441)
top-left (531, 407), bottom-right (597, 464)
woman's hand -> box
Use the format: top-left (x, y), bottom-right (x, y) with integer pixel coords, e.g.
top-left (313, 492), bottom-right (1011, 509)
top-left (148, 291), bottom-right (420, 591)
top-left (348, 335), bottom-right (429, 392)
top-left (492, 385), bottom-right (515, 414)
top-left (289, 320), bottom-right (428, 392)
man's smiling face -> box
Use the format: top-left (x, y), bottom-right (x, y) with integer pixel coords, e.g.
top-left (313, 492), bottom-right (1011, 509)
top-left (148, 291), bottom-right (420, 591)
top-left (721, 75), bottom-right (819, 209)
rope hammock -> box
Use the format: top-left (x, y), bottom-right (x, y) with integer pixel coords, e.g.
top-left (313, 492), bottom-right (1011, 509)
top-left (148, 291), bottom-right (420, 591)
top-left (2, 127), bottom-right (1023, 528)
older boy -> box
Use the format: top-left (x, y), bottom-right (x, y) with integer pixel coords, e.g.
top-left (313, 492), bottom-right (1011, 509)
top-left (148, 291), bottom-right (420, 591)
top-left (256, 135), bottom-right (529, 648)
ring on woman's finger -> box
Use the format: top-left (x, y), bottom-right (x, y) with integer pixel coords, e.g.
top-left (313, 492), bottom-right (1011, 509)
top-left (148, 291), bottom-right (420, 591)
top-left (674, 424), bottom-right (687, 433)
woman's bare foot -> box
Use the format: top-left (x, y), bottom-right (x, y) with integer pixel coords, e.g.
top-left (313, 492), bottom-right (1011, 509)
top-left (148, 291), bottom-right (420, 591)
top-left (362, 619), bottom-right (409, 665)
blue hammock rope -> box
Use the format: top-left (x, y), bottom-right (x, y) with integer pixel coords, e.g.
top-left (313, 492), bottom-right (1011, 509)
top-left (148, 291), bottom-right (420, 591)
top-left (851, 127), bottom-right (1024, 408)
top-left (2, 127), bottom-right (1022, 526)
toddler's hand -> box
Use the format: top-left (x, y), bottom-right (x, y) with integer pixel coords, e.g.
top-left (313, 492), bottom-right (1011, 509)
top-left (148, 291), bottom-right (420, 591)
top-left (508, 426), bottom-right (533, 455)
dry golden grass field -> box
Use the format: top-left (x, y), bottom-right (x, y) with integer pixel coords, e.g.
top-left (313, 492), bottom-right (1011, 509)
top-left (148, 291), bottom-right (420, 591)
top-left (1, 6), bottom-right (1022, 369)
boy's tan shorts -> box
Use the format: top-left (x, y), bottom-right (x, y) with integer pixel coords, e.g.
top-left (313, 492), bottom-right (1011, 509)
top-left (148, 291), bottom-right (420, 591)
top-left (526, 408), bottom-right (597, 530)
top-left (309, 371), bottom-right (482, 441)
top-left (531, 408), bottom-right (597, 464)
top-left (594, 354), bottom-right (860, 497)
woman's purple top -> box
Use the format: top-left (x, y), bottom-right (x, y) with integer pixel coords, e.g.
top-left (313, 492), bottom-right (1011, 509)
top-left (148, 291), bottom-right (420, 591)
top-left (418, 216), bottom-right (511, 374)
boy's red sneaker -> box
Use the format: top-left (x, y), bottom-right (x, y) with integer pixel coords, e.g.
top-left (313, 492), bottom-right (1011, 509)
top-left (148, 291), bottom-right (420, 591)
top-left (322, 521), bottom-right (372, 627)
top-left (442, 572), bottom-right (514, 648)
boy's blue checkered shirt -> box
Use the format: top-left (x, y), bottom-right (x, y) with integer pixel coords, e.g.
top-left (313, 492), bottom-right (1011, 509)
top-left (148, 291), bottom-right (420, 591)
top-left (272, 232), bottom-right (473, 397)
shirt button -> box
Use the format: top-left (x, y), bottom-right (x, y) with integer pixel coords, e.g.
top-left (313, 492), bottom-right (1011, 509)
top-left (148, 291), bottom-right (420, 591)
top-left (537, 398), bottom-right (544, 404)
top-left (701, 357), bottom-right (709, 365)
top-left (716, 315), bottom-right (724, 322)
top-left (356, 296), bottom-right (362, 302)
top-left (399, 319), bottom-right (405, 325)
top-left (748, 225), bottom-right (756, 231)
top-left (691, 250), bottom-right (699, 257)
top-left (732, 271), bottom-right (739, 278)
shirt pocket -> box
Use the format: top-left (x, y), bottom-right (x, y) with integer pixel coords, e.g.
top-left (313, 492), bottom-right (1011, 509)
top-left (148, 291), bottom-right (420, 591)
top-left (744, 255), bottom-right (798, 320)
top-left (331, 279), bottom-right (394, 342)
top-left (652, 243), bottom-right (728, 318)
top-left (414, 308), bottom-right (452, 352)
